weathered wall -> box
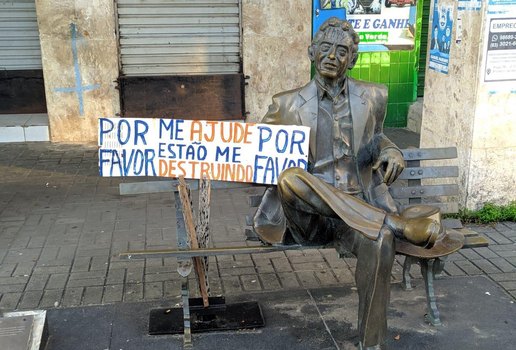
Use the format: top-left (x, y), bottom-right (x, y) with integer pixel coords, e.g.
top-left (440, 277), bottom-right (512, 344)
top-left (242, 0), bottom-right (311, 122)
top-left (467, 87), bottom-right (516, 208)
top-left (420, 0), bottom-right (483, 206)
top-left (420, 0), bottom-right (516, 209)
top-left (36, 0), bottom-right (120, 142)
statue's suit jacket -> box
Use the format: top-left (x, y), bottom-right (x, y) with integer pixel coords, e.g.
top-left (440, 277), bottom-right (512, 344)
top-left (254, 77), bottom-right (400, 244)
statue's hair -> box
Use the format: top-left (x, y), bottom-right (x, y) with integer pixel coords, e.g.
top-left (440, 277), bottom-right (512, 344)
top-left (309, 17), bottom-right (360, 69)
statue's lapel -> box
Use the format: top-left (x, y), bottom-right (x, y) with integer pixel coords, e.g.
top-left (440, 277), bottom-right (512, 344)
top-left (348, 78), bottom-right (368, 155)
top-left (297, 80), bottom-right (318, 160)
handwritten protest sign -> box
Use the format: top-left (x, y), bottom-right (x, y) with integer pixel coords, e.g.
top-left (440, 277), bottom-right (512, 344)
top-left (98, 118), bottom-right (310, 185)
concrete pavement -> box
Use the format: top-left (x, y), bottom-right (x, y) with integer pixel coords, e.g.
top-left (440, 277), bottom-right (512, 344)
top-left (0, 141), bottom-right (515, 313)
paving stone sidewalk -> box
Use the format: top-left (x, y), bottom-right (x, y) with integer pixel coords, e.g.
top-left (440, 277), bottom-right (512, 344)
top-left (0, 142), bottom-right (515, 312)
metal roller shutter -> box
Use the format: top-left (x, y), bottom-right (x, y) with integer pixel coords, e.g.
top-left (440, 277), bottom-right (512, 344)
top-left (117, 0), bottom-right (241, 76)
top-left (0, 0), bottom-right (42, 70)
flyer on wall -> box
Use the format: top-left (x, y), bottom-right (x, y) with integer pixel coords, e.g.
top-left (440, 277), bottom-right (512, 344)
top-left (481, 0), bottom-right (516, 91)
top-left (314, 0), bottom-right (417, 51)
top-left (428, 0), bottom-right (454, 74)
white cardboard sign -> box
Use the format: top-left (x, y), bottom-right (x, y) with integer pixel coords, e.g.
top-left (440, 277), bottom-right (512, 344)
top-left (98, 118), bottom-right (310, 185)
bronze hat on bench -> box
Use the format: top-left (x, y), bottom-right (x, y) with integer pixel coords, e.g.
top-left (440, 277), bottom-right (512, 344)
top-left (395, 205), bottom-right (464, 259)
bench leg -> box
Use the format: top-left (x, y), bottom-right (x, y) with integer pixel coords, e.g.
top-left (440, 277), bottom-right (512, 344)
top-left (402, 256), bottom-right (417, 290)
top-left (433, 257), bottom-right (446, 279)
top-left (420, 258), bottom-right (442, 326)
top-left (181, 277), bottom-right (192, 348)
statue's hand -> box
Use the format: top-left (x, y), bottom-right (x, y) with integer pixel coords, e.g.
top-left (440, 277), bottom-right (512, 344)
top-left (372, 148), bottom-right (405, 186)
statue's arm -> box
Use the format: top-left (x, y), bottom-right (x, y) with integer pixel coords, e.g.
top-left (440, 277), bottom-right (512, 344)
top-left (371, 85), bottom-right (405, 185)
top-left (261, 95), bottom-right (284, 125)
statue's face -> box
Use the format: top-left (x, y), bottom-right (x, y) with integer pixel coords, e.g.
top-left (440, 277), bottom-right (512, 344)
top-left (313, 28), bottom-right (354, 80)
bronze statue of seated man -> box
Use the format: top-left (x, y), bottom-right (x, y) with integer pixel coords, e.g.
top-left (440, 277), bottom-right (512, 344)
top-left (253, 17), bottom-right (441, 350)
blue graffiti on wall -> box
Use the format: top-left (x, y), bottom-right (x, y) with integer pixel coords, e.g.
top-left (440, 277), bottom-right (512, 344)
top-left (54, 23), bottom-right (100, 116)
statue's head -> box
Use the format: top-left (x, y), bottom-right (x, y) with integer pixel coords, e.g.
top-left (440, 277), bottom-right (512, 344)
top-left (309, 17), bottom-right (360, 80)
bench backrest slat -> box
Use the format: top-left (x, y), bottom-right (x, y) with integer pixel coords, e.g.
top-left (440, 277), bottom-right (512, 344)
top-left (397, 166), bottom-right (459, 180)
top-left (389, 184), bottom-right (459, 199)
top-left (401, 147), bottom-right (457, 161)
top-left (247, 147), bottom-right (460, 217)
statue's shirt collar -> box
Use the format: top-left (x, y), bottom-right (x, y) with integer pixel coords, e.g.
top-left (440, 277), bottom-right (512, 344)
top-left (315, 76), bottom-right (347, 101)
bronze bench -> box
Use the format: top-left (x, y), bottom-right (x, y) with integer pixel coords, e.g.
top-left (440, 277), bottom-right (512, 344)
top-left (385, 147), bottom-right (488, 325)
top-left (245, 147), bottom-right (489, 326)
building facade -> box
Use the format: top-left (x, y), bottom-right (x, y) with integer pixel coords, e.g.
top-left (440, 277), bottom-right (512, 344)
top-left (0, 0), bottom-right (514, 209)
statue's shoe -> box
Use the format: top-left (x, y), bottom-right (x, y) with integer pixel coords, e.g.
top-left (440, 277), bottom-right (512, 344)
top-left (386, 205), bottom-right (443, 248)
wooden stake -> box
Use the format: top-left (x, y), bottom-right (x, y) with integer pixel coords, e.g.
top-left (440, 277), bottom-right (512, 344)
top-left (178, 176), bottom-right (209, 307)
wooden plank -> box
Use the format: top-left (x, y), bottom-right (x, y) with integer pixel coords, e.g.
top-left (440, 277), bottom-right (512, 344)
top-left (399, 202), bottom-right (459, 214)
top-left (178, 177), bottom-right (209, 307)
top-left (397, 166), bottom-right (458, 180)
top-left (0, 70), bottom-right (47, 114)
top-left (390, 184), bottom-right (459, 199)
top-left (119, 74), bottom-right (244, 121)
top-left (401, 147), bottom-right (457, 161)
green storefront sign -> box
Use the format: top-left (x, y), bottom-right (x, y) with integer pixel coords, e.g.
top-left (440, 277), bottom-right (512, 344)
top-left (359, 32), bottom-right (389, 42)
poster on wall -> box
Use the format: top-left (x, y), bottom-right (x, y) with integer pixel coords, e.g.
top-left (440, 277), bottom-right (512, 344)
top-left (483, 17), bottom-right (516, 82)
top-left (487, 0), bottom-right (516, 15)
top-left (312, 0), bottom-right (417, 51)
top-left (481, 0), bottom-right (516, 91)
top-left (458, 0), bottom-right (482, 11)
top-left (428, 0), bottom-right (454, 74)
top-left (98, 118), bottom-right (310, 185)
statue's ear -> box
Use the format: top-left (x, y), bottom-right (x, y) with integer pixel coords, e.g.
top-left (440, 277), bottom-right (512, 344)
top-left (348, 52), bottom-right (359, 70)
top-left (308, 45), bottom-right (315, 62)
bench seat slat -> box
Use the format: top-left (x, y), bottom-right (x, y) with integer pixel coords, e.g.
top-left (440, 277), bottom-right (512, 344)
top-left (398, 166), bottom-right (459, 180)
top-left (390, 184), bottom-right (459, 199)
top-left (401, 147), bottom-right (457, 161)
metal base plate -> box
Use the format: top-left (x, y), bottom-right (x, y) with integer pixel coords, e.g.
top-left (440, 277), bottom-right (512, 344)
top-left (0, 311), bottom-right (48, 350)
top-left (149, 297), bottom-right (264, 335)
